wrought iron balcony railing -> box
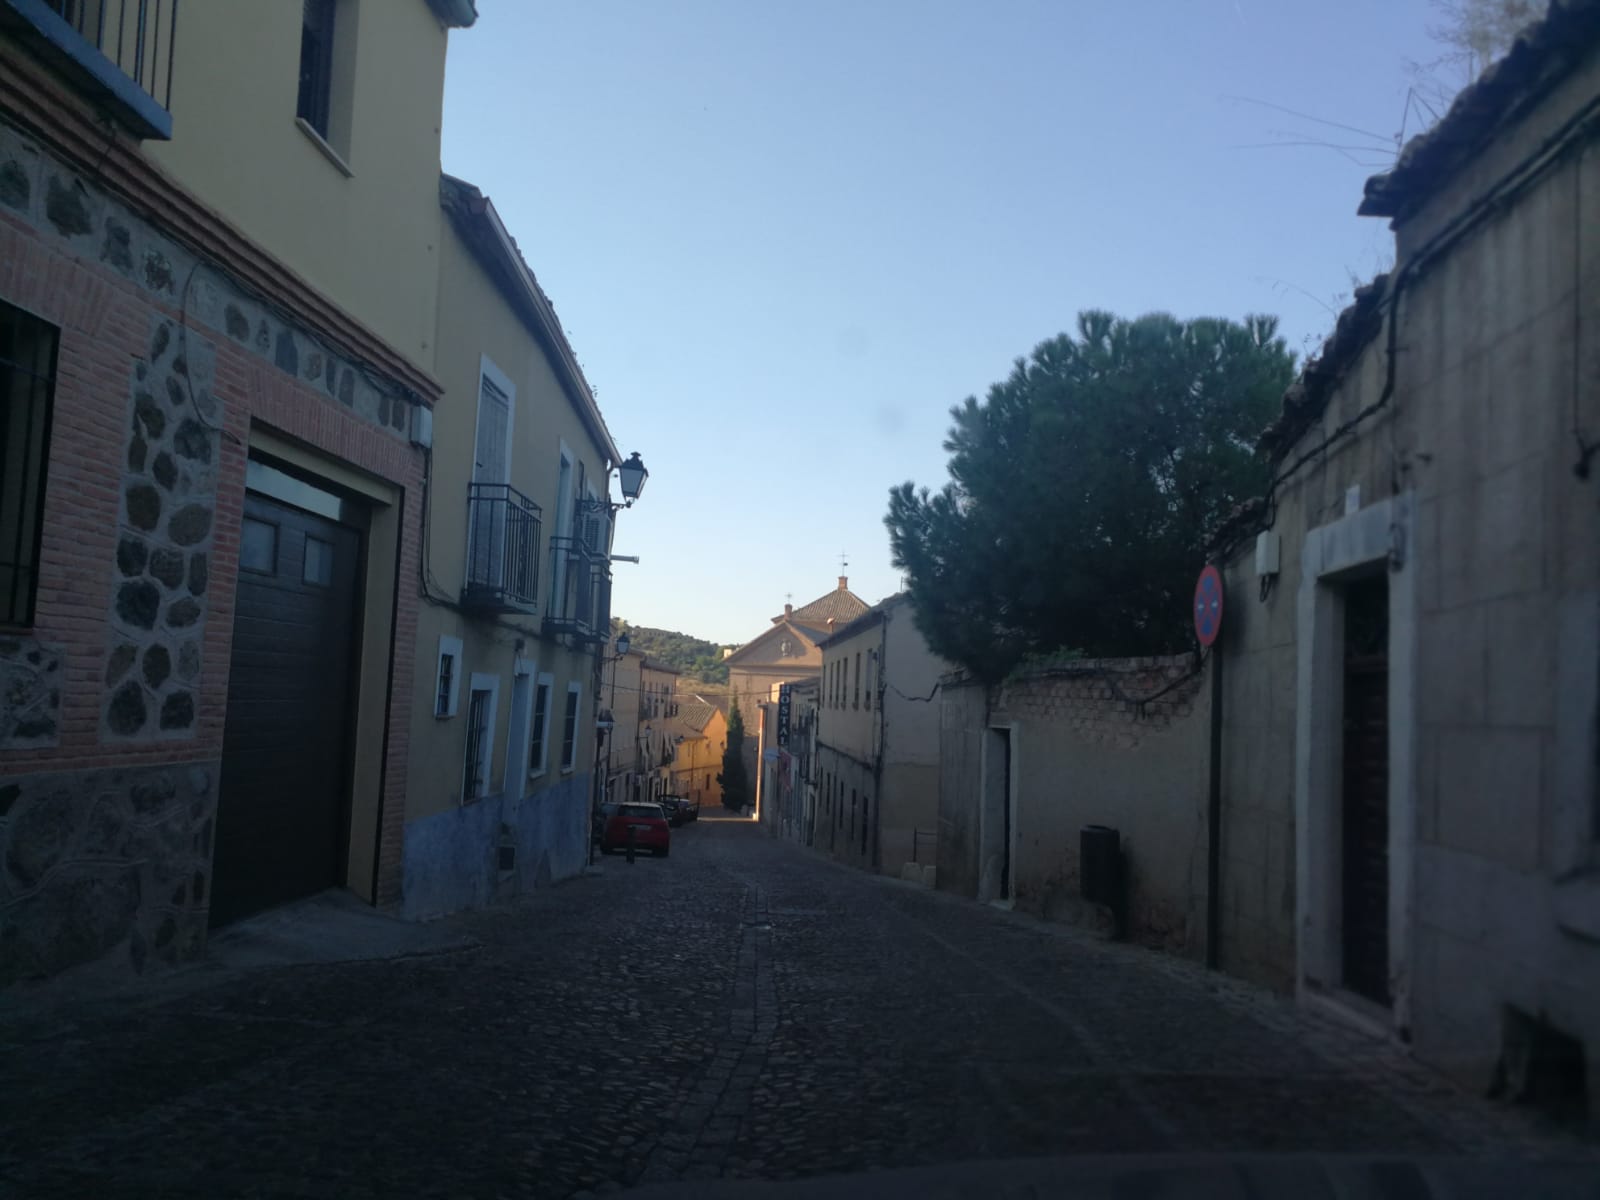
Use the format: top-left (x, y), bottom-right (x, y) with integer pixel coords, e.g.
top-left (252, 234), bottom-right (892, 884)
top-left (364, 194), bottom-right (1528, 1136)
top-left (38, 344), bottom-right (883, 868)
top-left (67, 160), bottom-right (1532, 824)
top-left (545, 534), bottom-right (611, 641)
top-left (2, 0), bottom-right (177, 139)
top-left (462, 482), bottom-right (541, 614)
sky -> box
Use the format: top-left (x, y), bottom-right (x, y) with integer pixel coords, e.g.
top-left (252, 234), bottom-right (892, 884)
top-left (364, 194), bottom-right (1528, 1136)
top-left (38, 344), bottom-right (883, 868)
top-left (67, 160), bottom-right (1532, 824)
top-left (440, 1), bottom-right (1454, 646)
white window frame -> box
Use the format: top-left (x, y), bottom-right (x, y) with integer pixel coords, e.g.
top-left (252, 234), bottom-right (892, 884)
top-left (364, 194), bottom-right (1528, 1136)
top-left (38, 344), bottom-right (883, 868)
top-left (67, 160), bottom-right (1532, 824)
top-left (560, 680), bottom-right (583, 773)
top-left (464, 671), bottom-right (501, 802)
top-left (435, 635), bottom-right (464, 718)
top-left (528, 673), bottom-right (555, 779)
top-left (473, 353), bottom-right (517, 485)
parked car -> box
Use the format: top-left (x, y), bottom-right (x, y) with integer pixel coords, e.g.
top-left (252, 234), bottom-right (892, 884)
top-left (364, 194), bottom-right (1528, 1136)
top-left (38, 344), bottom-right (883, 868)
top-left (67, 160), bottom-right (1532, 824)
top-left (658, 794), bottom-right (699, 827)
top-left (600, 802), bottom-right (671, 856)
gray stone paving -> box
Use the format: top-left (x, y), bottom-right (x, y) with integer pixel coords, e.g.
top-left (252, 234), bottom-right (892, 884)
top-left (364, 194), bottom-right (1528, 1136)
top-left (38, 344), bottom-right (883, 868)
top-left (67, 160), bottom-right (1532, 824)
top-left (0, 814), bottom-right (1593, 1198)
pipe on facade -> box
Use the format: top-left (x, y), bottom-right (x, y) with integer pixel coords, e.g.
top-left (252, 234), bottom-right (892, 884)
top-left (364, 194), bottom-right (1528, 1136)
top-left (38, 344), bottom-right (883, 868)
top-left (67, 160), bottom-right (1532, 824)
top-left (1205, 645), bottom-right (1223, 970)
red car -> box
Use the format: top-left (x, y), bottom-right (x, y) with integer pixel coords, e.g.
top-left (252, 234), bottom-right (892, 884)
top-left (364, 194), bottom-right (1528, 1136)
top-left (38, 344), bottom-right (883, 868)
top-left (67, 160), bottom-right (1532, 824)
top-left (600, 802), bottom-right (672, 856)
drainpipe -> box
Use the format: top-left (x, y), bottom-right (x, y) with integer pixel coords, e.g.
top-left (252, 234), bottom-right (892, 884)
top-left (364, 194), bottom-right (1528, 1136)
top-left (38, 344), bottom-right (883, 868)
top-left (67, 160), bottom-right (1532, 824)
top-left (1205, 643), bottom-right (1224, 970)
top-left (872, 613), bottom-right (888, 873)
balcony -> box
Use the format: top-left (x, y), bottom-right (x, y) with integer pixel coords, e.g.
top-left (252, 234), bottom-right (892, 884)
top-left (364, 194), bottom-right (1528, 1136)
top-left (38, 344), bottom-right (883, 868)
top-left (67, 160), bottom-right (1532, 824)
top-left (1, 0), bottom-right (176, 139)
top-left (461, 483), bottom-right (541, 614)
top-left (544, 534), bottom-right (611, 641)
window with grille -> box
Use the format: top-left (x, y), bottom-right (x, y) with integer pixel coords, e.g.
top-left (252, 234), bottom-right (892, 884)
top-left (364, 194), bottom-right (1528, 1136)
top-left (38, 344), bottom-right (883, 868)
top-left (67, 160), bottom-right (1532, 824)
top-left (462, 687), bottom-right (491, 802)
top-left (297, 0), bottom-right (337, 138)
top-left (436, 653), bottom-right (455, 716)
top-left (0, 303), bottom-right (58, 628)
top-left (560, 684), bottom-right (581, 771)
top-left (854, 653), bottom-right (861, 708)
top-left (529, 678), bottom-right (551, 775)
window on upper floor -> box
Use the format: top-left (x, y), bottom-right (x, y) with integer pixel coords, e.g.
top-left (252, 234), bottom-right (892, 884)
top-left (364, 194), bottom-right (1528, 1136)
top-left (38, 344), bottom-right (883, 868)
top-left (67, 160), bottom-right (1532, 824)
top-left (297, 0), bottom-right (336, 138)
top-left (853, 653), bottom-right (861, 709)
top-left (296, 0), bottom-right (356, 165)
top-left (0, 302), bottom-right (59, 628)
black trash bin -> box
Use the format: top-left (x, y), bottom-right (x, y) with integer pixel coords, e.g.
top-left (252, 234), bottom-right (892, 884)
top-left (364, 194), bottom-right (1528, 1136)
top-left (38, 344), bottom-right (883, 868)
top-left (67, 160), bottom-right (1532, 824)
top-left (1080, 824), bottom-right (1121, 907)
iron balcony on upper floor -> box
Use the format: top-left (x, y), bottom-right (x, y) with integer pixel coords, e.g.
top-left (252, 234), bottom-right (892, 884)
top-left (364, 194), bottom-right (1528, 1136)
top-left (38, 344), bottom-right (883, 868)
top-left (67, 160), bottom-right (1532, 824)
top-left (462, 482), bottom-right (542, 615)
top-left (544, 532), bottom-right (611, 642)
top-left (1, 0), bottom-right (177, 140)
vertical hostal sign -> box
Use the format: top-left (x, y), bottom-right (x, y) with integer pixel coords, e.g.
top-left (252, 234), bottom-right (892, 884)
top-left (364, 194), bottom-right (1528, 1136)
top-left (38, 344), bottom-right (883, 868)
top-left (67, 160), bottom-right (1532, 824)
top-left (777, 684), bottom-right (792, 748)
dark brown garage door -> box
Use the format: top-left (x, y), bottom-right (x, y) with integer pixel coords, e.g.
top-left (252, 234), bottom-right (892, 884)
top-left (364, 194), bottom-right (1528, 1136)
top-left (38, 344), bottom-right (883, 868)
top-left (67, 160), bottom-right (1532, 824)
top-left (211, 492), bottom-right (362, 927)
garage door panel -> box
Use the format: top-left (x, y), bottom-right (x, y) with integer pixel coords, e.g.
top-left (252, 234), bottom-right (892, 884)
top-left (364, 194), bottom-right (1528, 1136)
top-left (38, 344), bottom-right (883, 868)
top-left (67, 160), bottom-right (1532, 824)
top-left (211, 491), bottom-right (363, 927)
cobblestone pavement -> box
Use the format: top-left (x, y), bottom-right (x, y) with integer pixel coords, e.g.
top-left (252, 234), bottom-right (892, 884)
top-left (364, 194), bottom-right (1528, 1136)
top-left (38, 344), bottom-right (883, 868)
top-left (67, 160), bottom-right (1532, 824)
top-left (2, 816), bottom-right (1593, 1198)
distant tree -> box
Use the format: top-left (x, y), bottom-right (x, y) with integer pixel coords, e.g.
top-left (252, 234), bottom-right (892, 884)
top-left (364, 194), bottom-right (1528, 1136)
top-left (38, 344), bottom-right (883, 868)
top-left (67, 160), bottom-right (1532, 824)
top-left (1428, 0), bottom-right (1546, 79)
top-left (885, 311), bottom-right (1296, 683)
top-left (717, 700), bottom-right (751, 812)
top-left (1406, 0), bottom-right (1548, 122)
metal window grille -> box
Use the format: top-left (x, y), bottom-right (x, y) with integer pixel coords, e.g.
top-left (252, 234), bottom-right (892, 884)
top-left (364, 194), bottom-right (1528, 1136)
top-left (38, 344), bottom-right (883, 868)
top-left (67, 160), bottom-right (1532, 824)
top-left (560, 689), bottom-right (579, 768)
top-left (297, 0), bottom-right (335, 137)
top-left (435, 653), bottom-right (454, 717)
top-left (462, 688), bottom-right (490, 801)
top-left (0, 303), bottom-right (59, 627)
top-left (529, 682), bottom-right (549, 773)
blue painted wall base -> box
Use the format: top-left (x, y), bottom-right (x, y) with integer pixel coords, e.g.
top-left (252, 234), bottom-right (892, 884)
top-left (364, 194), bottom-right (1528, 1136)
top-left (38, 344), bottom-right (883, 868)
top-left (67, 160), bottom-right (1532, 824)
top-left (400, 773), bottom-right (590, 921)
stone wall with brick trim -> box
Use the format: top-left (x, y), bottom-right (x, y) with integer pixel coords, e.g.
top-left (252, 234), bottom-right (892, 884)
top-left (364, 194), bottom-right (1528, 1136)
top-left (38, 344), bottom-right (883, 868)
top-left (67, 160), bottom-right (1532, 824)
top-left (938, 654), bottom-right (1212, 958)
top-left (0, 110), bottom-right (427, 980)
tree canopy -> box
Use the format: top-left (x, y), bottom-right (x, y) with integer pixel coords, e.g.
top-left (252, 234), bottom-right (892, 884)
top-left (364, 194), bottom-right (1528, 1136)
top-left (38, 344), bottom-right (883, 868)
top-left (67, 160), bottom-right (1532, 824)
top-left (885, 311), bottom-right (1295, 683)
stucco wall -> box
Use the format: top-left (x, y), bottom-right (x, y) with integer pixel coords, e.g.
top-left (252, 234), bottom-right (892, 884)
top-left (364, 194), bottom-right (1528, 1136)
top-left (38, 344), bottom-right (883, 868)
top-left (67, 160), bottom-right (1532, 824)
top-left (146, 0), bottom-right (451, 373)
top-left (939, 657), bottom-right (1211, 956)
top-left (401, 770), bottom-right (590, 921)
top-left (1216, 40), bottom-right (1600, 1096)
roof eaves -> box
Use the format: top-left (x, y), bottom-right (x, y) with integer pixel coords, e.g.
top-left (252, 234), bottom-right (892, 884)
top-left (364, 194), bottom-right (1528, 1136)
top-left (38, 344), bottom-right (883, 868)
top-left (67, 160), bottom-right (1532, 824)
top-left (426, 0), bottom-right (478, 28)
top-left (819, 603), bottom-right (888, 650)
top-left (439, 175), bottom-right (622, 465)
top-left (1360, 0), bottom-right (1600, 220)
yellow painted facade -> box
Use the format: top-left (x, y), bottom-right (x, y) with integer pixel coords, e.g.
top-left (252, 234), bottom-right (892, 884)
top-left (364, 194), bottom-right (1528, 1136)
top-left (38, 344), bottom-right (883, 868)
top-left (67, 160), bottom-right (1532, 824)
top-left (146, 0), bottom-right (453, 371)
top-left (405, 181), bottom-right (620, 827)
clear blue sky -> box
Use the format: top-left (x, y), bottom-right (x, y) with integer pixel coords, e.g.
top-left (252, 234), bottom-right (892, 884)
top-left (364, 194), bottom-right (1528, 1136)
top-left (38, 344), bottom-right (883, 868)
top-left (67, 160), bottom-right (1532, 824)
top-left (440, 1), bottom-right (1449, 646)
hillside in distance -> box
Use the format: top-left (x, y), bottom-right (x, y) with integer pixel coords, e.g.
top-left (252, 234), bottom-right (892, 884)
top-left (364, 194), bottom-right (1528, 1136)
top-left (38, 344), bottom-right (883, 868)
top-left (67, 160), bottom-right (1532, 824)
top-left (612, 618), bottom-right (732, 684)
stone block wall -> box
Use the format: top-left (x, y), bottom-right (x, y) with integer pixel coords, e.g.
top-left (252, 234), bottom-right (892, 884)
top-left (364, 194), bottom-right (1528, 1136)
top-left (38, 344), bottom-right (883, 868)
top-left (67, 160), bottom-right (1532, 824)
top-left (0, 762), bottom-right (216, 985)
top-left (102, 315), bottom-right (220, 742)
top-left (0, 86), bottom-right (430, 983)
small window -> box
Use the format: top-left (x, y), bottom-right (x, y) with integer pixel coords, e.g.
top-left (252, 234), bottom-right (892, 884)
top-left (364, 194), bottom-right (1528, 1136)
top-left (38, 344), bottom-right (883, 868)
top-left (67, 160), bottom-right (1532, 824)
top-left (462, 686), bottom-right (492, 802)
top-left (0, 302), bottom-right (58, 627)
top-left (297, 0), bottom-right (337, 139)
top-left (862, 794), bottom-right (869, 853)
top-left (302, 535), bottom-right (332, 585)
top-left (529, 677), bottom-right (551, 775)
top-left (854, 652), bottom-right (861, 709)
top-left (560, 686), bottom-right (581, 771)
top-left (240, 518), bottom-right (278, 574)
top-left (865, 653), bottom-right (874, 711)
top-left (434, 635), bottom-right (463, 718)
top-left (435, 654), bottom-right (455, 717)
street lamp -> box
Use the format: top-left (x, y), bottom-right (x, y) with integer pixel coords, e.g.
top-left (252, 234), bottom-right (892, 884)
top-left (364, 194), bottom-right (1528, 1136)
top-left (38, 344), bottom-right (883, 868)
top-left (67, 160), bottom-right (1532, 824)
top-left (616, 452), bottom-right (648, 507)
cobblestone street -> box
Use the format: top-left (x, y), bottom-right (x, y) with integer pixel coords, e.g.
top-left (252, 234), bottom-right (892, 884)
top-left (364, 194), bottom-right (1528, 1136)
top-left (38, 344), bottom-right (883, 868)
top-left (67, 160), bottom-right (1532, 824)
top-left (2, 815), bottom-right (1593, 1199)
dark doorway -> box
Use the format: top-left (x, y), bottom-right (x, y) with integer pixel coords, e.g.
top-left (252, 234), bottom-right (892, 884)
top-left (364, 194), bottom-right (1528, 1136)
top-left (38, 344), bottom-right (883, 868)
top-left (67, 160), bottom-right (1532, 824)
top-left (211, 491), bottom-right (363, 927)
top-left (986, 726), bottom-right (1013, 901)
top-left (1340, 574), bottom-right (1390, 1005)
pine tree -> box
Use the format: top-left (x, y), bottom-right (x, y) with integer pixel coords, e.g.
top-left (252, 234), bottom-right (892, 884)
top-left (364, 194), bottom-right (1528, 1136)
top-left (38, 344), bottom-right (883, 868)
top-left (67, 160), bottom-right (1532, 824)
top-left (885, 311), bottom-right (1296, 681)
top-left (717, 700), bottom-right (751, 812)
